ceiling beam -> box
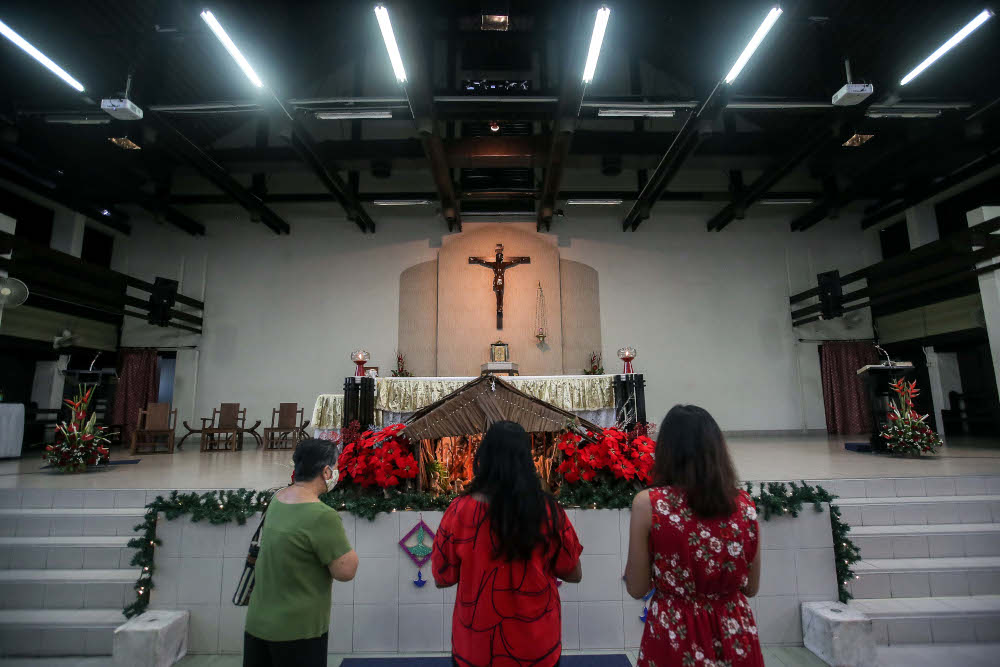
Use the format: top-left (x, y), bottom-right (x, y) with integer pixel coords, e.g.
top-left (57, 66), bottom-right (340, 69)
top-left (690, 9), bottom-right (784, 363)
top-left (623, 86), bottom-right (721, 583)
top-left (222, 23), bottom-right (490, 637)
top-left (147, 113), bottom-right (290, 235)
top-left (538, 11), bottom-right (589, 233)
top-left (706, 122), bottom-right (834, 231)
top-left (620, 81), bottom-right (728, 232)
top-left (280, 118), bottom-right (376, 233)
top-left (396, 7), bottom-right (461, 232)
top-left (860, 142), bottom-right (1000, 230)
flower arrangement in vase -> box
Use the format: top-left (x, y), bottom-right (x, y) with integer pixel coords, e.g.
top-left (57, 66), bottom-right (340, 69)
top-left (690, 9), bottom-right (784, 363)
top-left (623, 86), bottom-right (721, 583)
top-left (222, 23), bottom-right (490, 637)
top-left (556, 427), bottom-right (655, 486)
top-left (392, 352), bottom-right (414, 377)
top-left (583, 352), bottom-right (604, 375)
top-left (42, 385), bottom-right (110, 473)
top-left (880, 378), bottom-right (942, 456)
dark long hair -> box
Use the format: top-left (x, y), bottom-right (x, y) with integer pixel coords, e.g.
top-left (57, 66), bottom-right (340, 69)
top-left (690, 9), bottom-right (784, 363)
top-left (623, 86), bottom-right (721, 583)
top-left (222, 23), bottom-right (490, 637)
top-left (465, 421), bottom-right (562, 562)
top-left (651, 405), bottom-right (739, 518)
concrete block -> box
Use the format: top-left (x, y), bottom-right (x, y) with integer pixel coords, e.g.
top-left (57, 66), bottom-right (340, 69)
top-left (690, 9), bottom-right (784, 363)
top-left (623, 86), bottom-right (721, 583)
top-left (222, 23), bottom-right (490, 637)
top-left (802, 601), bottom-right (876, 667)
top-left (113, 609), bottom-right (189, 667)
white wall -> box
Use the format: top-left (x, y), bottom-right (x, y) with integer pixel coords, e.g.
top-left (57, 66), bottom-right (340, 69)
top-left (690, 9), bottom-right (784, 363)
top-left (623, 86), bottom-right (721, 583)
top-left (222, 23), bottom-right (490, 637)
top-left (112, 203), bottom-right (880, 431)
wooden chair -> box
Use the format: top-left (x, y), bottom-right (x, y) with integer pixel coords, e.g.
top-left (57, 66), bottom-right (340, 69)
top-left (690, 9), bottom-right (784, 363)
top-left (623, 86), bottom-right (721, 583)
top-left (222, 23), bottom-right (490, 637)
top-left (199, 403), bottom-right (247, 452)
top-left (131, 403), bottom-right (177, 455)
top-left (262, 403), bottom-right (310, 450)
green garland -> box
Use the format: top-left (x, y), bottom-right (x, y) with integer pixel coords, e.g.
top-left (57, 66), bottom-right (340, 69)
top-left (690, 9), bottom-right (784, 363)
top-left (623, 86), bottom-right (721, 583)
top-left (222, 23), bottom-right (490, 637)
top-left (744, 481), bottom-right (861, 603)
top-left (125, 480), bottom-right (861, 618)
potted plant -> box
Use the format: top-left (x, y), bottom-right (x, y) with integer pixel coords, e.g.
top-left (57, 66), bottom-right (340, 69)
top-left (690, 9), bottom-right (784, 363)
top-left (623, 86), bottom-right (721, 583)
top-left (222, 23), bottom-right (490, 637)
top-left (880, 378), bottom-right (942, 456)
top-left (42, 385), bottom-right (110, 473)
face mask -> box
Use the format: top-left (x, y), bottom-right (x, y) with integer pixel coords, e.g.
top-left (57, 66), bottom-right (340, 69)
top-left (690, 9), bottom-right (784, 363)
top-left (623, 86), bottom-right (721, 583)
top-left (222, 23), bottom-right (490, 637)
top-left (325, 467), bottom-right (340, 492)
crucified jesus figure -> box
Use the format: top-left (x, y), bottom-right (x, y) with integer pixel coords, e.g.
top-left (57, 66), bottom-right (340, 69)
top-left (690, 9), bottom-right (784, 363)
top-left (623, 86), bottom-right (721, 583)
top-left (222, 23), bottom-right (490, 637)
top-left (468, 243), bottom-right (530, 329)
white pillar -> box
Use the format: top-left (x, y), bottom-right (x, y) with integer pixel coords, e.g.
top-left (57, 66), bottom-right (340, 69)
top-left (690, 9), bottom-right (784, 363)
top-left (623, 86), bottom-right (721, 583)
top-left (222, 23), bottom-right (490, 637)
top-left (922, 347), bottom-right (948, 442)
top-left (906, 202), bottom-right (939, 248)
top-left (30, 357), bottom-right (70, 442)
top-left (50, 210), bottom-right (85, 257)
top-left (968, 206), bottom-right (1000, 397)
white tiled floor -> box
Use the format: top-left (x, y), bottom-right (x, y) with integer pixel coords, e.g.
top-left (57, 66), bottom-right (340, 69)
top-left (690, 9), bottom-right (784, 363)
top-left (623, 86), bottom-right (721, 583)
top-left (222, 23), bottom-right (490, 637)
top-left (0, 646), bottom-right (830, 667)
top-left (2, 435), bottom-right (998, 492)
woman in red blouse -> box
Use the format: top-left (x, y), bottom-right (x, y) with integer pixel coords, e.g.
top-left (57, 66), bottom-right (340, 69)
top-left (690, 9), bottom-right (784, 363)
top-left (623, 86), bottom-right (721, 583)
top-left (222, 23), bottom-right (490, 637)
top-left (625, 405), bottom-right (764, 667)
top-left (432, 421), bottom-right (583, 667)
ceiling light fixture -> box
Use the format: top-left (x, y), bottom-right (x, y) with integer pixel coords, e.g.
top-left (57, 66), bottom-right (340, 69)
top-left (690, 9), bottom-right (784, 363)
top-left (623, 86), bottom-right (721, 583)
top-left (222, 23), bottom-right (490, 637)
top-left (759, 198), bottom-right (815, 205)
top-left (44, 115), bottom-right (109, 125)
top-left (566, 199), bottom-right (623, 205)
top-left (374, 5), bottom-right (407, 83)
top-left (842, 133), bottom-right (875, 147)
top-left (866, 110), bottom-right (941, 119)
top-left (314, 110), bottom-right (394, 120)
top-left (597, 108), bottom-right (676, 118)
top-left (108, 137), bottom-right (141, 150)
top-left (481, 14), bottom-right (509, 31)
top-left (900, 9), bottom-right (993, 85)
top-left (200, 10), bottom-right (263, 88)
top-left (0, 19), bottom-right (84, 91)
top-left (373, 199), bottom-right (433, 206)
top-left (724, 7), bottom-right (783, 84)
top-left (582, 6), bottom-right (611, 83)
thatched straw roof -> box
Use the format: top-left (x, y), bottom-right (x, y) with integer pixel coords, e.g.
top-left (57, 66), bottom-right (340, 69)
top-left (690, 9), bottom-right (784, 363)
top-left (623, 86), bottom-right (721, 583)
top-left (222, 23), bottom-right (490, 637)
top-left (402, 375), bottom-right (599, 441)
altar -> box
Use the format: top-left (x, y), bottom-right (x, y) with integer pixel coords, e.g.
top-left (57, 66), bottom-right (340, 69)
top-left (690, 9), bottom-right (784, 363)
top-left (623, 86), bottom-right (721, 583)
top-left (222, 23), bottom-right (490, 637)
top-left (312, 374), bottom-right (632, 439)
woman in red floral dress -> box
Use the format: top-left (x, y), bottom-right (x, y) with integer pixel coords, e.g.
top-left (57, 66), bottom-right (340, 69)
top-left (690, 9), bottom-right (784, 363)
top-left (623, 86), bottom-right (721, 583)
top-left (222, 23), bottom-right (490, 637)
top-left (432, 421), bottom-right (583, 667)
top-left (625, 405), bottom-right (763, 667)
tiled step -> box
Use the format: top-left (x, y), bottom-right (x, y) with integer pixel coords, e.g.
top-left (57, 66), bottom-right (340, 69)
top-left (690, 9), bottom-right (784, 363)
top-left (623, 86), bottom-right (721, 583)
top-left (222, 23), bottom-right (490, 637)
top-left (877, 642), bottom-right (1000, 667)
top-left (0, 536), bottom-right (137, 570)
top-left (849, 523), bottom-right (1000, 559)
top-left (0, 488), bottom-right (167, 510)
top-left (849, 595), bottom-right (1000, 645)
top-left (0, 609), bottom-right (124, 656)
top-left (850, 557), bottom-right (1000, 598)
top-left (0, 508), bottom-right (146, 537)
top-left (803, 476), bottom-right (1000, 500)
top-left (835, 495), bottom-right (1000, 527)
top-left (0, 569), bottom-right (136, 610)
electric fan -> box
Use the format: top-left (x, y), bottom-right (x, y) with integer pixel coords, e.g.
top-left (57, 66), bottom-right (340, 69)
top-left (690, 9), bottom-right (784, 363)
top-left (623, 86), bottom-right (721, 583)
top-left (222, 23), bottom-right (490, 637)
top-left (0, 276), bottom-right (29, 329)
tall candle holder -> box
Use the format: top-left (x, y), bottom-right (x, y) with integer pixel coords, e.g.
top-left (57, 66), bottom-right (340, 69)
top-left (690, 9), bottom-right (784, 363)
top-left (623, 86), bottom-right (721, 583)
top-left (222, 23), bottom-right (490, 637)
top-left (351, 349), bottom-right (370, 377)
top-left (617, 346), bottom-right (637, 374)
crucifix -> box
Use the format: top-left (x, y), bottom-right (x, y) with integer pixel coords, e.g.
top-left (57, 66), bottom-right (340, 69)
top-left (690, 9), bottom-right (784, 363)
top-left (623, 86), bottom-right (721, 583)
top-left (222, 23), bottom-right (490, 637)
top-left (468, 243), bottom-right (530, 329)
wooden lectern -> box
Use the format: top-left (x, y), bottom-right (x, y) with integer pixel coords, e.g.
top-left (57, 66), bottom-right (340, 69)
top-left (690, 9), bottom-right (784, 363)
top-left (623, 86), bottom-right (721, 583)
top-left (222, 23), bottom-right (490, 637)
top-left (857, 363), bottom-right (915, 452)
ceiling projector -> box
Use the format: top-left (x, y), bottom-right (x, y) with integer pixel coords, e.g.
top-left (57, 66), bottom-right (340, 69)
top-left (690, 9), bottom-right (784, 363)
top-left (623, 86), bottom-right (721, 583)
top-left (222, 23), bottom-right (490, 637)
top-left (100, 98), bottom-right (144, 120)
top-left (832, 83), bottom-right (873, 106)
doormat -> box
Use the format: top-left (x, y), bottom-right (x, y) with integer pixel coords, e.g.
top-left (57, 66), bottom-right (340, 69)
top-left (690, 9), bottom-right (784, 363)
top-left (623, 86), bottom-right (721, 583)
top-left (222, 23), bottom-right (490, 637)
top-left (41, 459), bottom-right (142, 470)
top-left (340, 656), bottom-right (632, 667)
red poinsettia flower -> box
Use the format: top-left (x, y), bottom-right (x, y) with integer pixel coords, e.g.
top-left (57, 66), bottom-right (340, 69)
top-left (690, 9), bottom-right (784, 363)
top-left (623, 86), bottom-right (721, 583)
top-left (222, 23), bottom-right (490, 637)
top-left (581, 468), bottom-right (597, 482)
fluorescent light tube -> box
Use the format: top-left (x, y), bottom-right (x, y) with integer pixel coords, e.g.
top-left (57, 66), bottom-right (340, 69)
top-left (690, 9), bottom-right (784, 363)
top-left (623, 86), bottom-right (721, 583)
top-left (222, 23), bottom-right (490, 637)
top-left (315, 110), bottom-right (393, 120)
top-left (760, 198), bottom-right (815, 205)
top-left (866, 110), bottom-right (941, 119)
top-left (45, 115), bottom-right (109, 125)
top-left (373, 199), bottom-right (433, 206)
top-left (200, 10), bottom-right (263, 88)
top-left (582, 6), bottom-right (610, 83)
top-left (375, 5), bottom-right (407, 83)
top-left (566, 199), bottom-right (623, 205)
top-left (900, 9), bottom-right (993, 85)
top-left (724, 7), bottom-right (783, 84)
top-left (597, 108), bottom-right (675, 117)
top-left (0, 19), bottom-right (84, 91)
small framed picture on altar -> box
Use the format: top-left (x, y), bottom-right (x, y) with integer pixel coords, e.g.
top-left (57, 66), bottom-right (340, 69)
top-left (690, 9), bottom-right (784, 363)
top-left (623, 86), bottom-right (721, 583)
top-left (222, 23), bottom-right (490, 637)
top-left (490, 342), bottom-right (509, 363)
top-left (364, 366), bottom-right (379, 378)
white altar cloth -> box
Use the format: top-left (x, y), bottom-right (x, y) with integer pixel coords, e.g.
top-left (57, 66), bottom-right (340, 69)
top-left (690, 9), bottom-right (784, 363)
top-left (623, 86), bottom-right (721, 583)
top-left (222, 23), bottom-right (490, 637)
top-left (312, 375), bottom-right (617, 436)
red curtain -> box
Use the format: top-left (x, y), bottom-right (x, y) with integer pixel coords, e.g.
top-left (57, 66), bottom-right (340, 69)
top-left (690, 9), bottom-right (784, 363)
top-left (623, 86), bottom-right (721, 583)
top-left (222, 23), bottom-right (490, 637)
top-left (820, 342), bottom-right (879, 435)
top-left (112, 349), bottom-right (159, 447)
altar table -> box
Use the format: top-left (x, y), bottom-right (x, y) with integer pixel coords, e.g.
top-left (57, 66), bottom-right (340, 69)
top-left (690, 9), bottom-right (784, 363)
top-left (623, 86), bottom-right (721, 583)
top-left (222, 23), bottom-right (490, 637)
top-left (313, 375), bottom-right (616, 437)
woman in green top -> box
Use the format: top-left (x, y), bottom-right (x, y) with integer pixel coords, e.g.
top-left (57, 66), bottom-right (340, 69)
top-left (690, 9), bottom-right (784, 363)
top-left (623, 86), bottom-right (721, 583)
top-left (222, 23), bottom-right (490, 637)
top-left (244, 439), bottom-right (359, 667)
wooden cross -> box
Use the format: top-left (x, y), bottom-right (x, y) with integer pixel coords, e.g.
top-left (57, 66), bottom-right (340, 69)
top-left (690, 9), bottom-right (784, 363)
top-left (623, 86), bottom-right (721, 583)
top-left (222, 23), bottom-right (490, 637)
top-left (468, 243), bottom-right (530, 329)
